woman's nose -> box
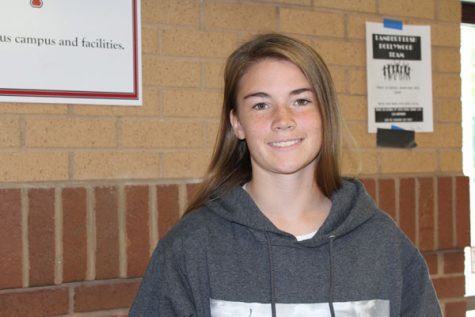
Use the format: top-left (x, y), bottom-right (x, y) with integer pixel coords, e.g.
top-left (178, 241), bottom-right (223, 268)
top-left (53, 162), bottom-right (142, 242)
top-left (271, 106), bottom-right (296, 131)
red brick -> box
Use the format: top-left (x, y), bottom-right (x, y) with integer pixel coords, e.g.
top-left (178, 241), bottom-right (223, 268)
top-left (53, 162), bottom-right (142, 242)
top-left (62, 187), bottom-right (87, 282)
top-left (443, 251), bottom-right (465, 274)
top-left (361, 178), bottom-right (376, 200)
top-left (0, 189), bottom-right (23, 289)
top-left (437, 177), bottom-right (454, 249)
top-left (74, 281), bottom-right (140, 312)
top-left (157, 185), bottom-right (180, 239)
top-left (432, 276), bottom-right (465, 299)
top-left (423, 253), bottom-right (438, 275)
top-left (418, 178), bottom-right (435, 252)
top-left (0, 287), bottom-right (69, 317)
top-left (186, 183), bottom-right (201, 205)
top-left (28, 188), bottom-right (55, 287)
top-left (95, 186), bottom-right (120, 280)
top-left (455, 176), bottom-right (470, 247)
top-left (378, 179), bottom-right (396, 220)
top-left (399, 178), bottom-right (416, 243)
top-left (444, 300), bottom-right (467, 317)
top-left (126, 186), bottom-right (150, 277)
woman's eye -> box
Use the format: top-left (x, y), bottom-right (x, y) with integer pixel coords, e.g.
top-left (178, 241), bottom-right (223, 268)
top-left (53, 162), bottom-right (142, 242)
top-left (295, 99), bottom-right (311, 106)
top-left (252, 102), bottom-right (268, 110)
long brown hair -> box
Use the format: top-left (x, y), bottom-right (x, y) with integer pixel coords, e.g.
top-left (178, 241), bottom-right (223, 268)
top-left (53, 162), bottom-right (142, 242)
top-left (185, 33), bottom-right (342, 214)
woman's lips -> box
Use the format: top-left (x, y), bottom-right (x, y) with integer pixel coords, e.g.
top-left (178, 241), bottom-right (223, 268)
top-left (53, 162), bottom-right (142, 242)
top-left (268, 138), bottom-right (303, 148)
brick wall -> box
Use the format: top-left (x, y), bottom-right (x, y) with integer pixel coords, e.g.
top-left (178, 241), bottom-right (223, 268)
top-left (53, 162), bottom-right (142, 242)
top-left (0, 183), bottom-right (180, 316)
top-left (0, 0), bottom-right (467, 316)
top-left (0, 176), bottom-right (470, 316)
top-left (0, 0), bottom-right (463, 181)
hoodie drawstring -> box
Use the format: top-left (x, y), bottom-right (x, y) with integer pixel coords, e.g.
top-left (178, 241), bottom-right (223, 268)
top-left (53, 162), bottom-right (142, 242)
top-left (328, 235), bottom-right (336, 317)
top-left (265, 232), bottom-right (277, 317)
top-left (265, 232), bottom-right (336, 317)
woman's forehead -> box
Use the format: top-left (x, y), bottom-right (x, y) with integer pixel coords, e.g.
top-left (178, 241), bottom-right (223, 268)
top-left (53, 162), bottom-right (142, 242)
top-left (237, 59), bottom-right (312, 95)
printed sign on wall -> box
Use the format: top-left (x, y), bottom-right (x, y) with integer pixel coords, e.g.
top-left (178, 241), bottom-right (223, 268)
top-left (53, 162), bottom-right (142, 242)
top-left (366, 22), bottom-right (432, 132)
top-left (0, 0), bottom-right (141, 106)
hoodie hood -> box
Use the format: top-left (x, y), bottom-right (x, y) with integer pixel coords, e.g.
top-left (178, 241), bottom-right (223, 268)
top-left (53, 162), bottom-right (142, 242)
top-left (205, 178), bottom-right (377, 246)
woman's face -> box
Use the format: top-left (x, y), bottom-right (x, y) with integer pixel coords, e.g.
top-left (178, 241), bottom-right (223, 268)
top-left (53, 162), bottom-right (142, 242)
top-left (230, 58), bottom-right (323, 179)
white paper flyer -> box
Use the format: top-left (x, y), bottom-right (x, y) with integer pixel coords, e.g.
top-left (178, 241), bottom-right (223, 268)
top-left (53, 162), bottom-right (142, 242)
top-left (0, 0), bottom-right (142, 106)
top-left (366, 22), bottom-right (432, 132)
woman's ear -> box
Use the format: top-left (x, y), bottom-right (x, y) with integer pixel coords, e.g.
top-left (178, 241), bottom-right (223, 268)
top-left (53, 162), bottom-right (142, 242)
top-left (229, 109), bottom-right (245, 140)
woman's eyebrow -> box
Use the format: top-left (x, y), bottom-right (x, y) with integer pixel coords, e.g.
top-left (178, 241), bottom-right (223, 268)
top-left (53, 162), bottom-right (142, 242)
top-left (289, 88), bottom-right (313, 96)
top-left (242, 92), bottom-right (270, 100)
top-left (243, 88), bottom-right (312, 100)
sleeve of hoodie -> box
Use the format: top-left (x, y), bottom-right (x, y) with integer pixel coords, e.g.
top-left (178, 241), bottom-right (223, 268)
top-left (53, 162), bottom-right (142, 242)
top-left (400, 247), bottom-right (442, 317)
top-left (128, 237), bottom-right (196, 317)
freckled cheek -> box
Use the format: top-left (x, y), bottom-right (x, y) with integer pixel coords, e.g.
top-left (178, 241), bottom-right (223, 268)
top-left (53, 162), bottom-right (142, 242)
top-left (241, 118), bottom-right (270, 136)
top-left (298, 116), bottom-right (322, 131)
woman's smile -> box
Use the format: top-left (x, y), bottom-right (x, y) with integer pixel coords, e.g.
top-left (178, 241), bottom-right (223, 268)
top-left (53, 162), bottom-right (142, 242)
top-left (268, 138), bottom-right (303, 148)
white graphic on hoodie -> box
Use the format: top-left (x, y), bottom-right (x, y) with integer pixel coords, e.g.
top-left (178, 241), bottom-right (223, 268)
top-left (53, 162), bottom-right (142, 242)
top-left (210, 298), bottom-right (389, 317)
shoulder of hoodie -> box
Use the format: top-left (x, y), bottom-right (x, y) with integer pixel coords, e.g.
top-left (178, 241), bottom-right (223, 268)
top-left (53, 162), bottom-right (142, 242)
top-left (340, 178), bottom-right (422, 264)
top-left (362, 203), bottom-right (424, 267)
top-left (342, 178), bottom-right (416, 244)
top-left (155, 205), bottom-right (218, 253)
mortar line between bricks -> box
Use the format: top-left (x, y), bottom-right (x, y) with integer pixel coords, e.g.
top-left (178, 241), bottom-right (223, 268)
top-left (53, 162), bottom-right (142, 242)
top-left (118, 185), bottom-right (127, 278)
top-left (68, 152), bottom-right (74, 180)
top-left (149, 184), bottom-right (158, 256)
top-left (454, 178), bottom-right (459, 247)
top-left (198, 1), bottom-right (204, 31)
top-left (434, 176), bottom-right (439, 250)
top-left (69, 286), bottom-right (74, 313)
top-left (53, 308), bottom-right (131, 317)
top-left (437, 251), bottom-right (443, 276)
top-left (116, 117), bottom-right (123, 149)
top-left (415, 178), bottom-right (420, 249)
top-left (86, 186), bottom-right (96, 281)
top-left (0, 178), bottom-right (205, 189)
top-left (0, 277), bottom-right (143, 295)
top-left (178, 183), bottom-right (188, 217)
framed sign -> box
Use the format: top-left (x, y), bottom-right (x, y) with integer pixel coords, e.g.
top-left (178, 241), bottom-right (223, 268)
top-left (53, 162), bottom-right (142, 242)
top-left (0, 0), bottom-right (142, 106)
top-left (366, 21), bottom-right (432, 132)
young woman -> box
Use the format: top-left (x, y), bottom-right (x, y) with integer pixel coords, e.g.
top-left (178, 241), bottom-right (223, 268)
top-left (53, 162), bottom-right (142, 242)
top-left (129, 33), bottom-right (441, 317)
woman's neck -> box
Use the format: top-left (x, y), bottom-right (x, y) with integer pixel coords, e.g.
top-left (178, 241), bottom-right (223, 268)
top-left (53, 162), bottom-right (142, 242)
top-left (244, 173), bottom-right (332, 235)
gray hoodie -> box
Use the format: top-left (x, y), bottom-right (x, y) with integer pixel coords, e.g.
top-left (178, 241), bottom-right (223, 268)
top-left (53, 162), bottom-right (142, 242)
top-left (129, 179), bottom-right (441, 317)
